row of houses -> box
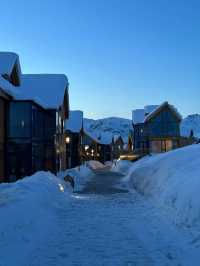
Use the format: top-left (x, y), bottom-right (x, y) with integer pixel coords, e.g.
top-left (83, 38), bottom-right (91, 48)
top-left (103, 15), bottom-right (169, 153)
top-left (74, 102), bottom-right (196, 164)
top-left (0, 52), bottom-right (196, 183)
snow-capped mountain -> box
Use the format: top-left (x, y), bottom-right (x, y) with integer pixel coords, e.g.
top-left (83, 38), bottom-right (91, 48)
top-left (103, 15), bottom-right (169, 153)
top-left (84, 114), bottom-right (200, 141)
top-left (83, 117), bottom-right (132, 143)
top-left (181, 114), bottom-right (200, 138)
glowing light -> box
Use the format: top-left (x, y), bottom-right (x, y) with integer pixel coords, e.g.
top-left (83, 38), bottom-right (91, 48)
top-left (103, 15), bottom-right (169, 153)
top-left (58, 183), bottom-right (65, 192)
top-left (65, 137), bottom-right (70, 143)
top-left (85, 145), bottom-right (89, 151)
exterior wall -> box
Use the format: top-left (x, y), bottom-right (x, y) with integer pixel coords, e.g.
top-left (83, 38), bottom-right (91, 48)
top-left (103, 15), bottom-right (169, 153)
top-left (0, 97), bottom-right (7, 182)
top-left (133, 106), bottom-right (181, 155)
top-left (7, 101), bottom-right (56, 181)
top-left (65, 131), bottom-right (81, 169)
top-left (133, 123), bottom-right (149, 154)
top-left (146, 107), bottom-right (180, 138)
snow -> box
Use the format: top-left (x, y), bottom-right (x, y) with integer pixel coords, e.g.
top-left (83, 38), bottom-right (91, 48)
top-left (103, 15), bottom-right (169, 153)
top-left (84, 117), bottom-right (132, 143)
top-left (65, 110), bottom-right (83, 133)
top-left (132, 102), bottom-right (182, 124)
top-left (132, 109), bottom-right (145, 124)
top-left (144, 101), bottom-right (182, 123)
top-left (126, 144), bottom-right (200, 227)
top-left (0, 76), bottom-right (19, 97)
top-left (112, 160), bottom-right (133, 175)
top-left (58, 164), bottom-right (93, 191)
top-left (0, 171), bottom-right (70, 266)
top-left (87, 160), bottom-right (106, 170)
top-left (18, 74), bottom-right (69, 109)
top-left (181, 114), bottom-right (200, 138)
top-left (144, 105), bottom-right (158, 115)
top-left (1, 160), bottom-right (200, 265)
top-left (0, 52), bottom-right (21, 77)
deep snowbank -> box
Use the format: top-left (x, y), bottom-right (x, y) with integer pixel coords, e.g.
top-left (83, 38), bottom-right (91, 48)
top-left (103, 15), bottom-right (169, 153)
top-left (58, 165), bottom-right (93, 191)
top-left (111, 160), bottom-right (133, 175)
top-left (127, 144), bottom-right (200, 226)
top-left (0, 172), bottom-right (69, 265)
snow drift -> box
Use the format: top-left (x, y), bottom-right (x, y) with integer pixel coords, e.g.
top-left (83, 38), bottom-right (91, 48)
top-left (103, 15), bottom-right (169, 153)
top-left (0, 172), bottom-right (69, 266)
top-left (112, 160), bottom-right (133, 175)
top-left (58, 164), bottom-right (93, 191)
top-left (127, 144), bottom-right (200, 226)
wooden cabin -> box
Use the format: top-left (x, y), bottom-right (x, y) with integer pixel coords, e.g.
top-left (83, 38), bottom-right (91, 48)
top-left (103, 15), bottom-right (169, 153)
top-left (65, 110), bottom-right (83, 169)
top-left (133, 102), bottom-right (182, 155)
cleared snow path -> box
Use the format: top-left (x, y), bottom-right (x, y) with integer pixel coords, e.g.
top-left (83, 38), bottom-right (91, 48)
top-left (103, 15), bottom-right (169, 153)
top-left (3, 170), bottom-right (199, 266)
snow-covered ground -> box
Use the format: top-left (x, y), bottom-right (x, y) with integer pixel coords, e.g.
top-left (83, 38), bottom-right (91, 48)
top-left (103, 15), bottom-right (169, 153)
top-left (1, 151), bottom-right (200, 265)
top-left (122, 144), bottom-right (200, 228)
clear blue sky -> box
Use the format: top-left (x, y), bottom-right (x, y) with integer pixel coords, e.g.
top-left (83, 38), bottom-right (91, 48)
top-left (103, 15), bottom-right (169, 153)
top-left (1, 0), bottom-right (200, 119)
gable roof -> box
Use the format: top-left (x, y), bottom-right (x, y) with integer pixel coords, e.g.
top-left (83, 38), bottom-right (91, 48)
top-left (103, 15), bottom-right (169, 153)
top-left (132, 102), bottom-right (182, 124)
top-left (0, 52), bottom-right (21, 85)
top-left (17, 74), bottom-right (69, 109)
top-left (144, 101), bottom-right (182, 123)
top-left (65, 110), bottom-right (83, 133)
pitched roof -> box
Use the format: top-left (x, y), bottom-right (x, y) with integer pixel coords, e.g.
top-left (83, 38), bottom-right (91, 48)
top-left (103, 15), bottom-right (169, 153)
top-left (144, 101), bottom-right (182, 123)
top-left (17, 74), bottom-right (69, 109)
top-left (65, 110), bottom-right (83, 133)
top-left (132, 102), bottom-right (182, 124)
top-left (0, 52), bottom-right (21, 85)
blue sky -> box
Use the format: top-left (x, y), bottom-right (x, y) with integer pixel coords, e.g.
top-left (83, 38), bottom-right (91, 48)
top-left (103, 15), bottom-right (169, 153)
top-left (1, 0), bottom-right (200, 119)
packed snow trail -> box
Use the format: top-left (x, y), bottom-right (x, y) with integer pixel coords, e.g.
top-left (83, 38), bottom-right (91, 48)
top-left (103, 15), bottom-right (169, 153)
top-left (1, 170), bottom-right (199, 266)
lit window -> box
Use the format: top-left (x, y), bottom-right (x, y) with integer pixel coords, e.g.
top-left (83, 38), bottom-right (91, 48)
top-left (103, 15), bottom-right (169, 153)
top-left (65, 137), bottom-right (70, 143)
top-left (21, 120), bottom-right (25, 128)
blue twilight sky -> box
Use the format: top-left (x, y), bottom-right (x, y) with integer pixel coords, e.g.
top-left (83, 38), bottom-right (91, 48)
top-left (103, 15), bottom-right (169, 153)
top-left (1, 0), bottom-right (200, 119)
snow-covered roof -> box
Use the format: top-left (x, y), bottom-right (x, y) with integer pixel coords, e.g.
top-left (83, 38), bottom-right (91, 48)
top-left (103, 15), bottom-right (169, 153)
top-left (113, 134), bottom-right (120, 143)
top-left (96, 132), bottom-right (113, 145)
top-left (144, 105), bottom-right (159, 115)
top-left (84, 130), bottom-right (113, 145)
top-left (17, 74), bottom-right (69, 109)
top-left (0, 52), bottom-right (21, 84)
top-left (144, 102), bottom-right (182, 123)
top-left (65, 110), bottom-right (83, 133)
top-left (133, 102), bottom-right (182, 124)
top-left (132, 109), bottom-right (145, 124)
top-left (0, 76), bottom-right (19, 98)
top-left (0, 52), bottom-right (20, 75)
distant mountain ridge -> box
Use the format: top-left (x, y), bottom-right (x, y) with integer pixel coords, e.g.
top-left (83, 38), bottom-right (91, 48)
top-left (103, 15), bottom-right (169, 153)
top-left (83, 114), bottom-right (200, 141)
top-left (83, 117), bottom-right (132, 143)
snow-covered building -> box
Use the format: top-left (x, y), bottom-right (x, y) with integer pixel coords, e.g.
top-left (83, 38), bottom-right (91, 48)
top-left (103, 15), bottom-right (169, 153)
top-left (81, 130), bottom-right (112, 163)
top-left (0, 51), bottom-right (70, 181)
top-left (65, 110), bottom-right (83, 169)
top-left (0, 52), bottom-right (22, 181)
top-left (132, 102), bottom-right (182, 154)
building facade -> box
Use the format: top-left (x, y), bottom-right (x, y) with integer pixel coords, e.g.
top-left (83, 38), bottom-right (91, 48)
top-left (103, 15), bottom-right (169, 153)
top-left (65, 110), bottom-right (83, 169)
top-left (0, 52), bottom-right (69, 182)
top-left (133, 102), bottom-right (182, 154)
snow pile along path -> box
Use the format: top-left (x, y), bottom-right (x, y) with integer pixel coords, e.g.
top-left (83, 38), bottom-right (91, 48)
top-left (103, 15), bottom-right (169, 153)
top-left (127, 144), bottom-right (200, 227)
top-left (58, 164), bottom-right (94, 191)
top-left (112, 160), bottom-right (133, 175)
top-left (0, 172), bottom-right (69, 266)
